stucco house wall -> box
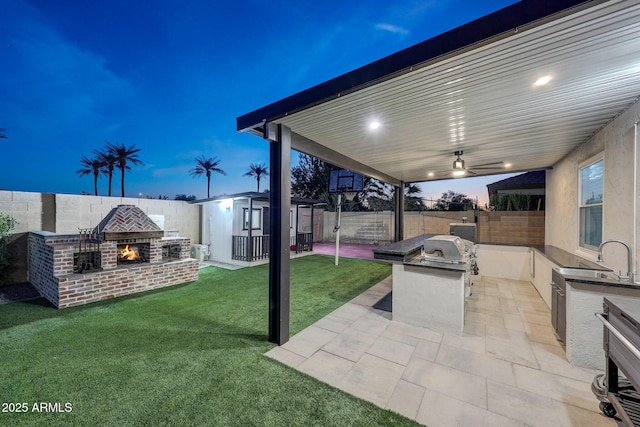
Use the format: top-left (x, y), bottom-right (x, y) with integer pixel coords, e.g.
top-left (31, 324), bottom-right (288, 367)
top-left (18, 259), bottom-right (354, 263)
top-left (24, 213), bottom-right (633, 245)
top-left (201, 199), bottom-right (234, 265)
top-left (546, 98), bottom-right (640, 276)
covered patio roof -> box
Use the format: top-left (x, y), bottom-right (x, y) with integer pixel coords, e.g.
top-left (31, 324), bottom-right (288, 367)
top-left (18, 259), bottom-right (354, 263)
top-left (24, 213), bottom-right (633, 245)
top-left (238, 0), bottom-right (640, 186)
top-left (236, 0), bottom-right (640, 345)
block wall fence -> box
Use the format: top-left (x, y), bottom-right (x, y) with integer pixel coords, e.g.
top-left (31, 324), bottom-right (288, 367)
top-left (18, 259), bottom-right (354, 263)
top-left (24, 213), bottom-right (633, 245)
top-left (320, 210), bottom-right (545, 246)
top-left (1, 190), bottom-right (544, 285)
top-left (1, 190), bottom-right (201, 284)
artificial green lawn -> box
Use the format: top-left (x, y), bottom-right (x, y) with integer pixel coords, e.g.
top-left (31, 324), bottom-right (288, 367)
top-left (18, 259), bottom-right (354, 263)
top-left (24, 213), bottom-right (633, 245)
top-left (0, 255), bottom-right (419, 426)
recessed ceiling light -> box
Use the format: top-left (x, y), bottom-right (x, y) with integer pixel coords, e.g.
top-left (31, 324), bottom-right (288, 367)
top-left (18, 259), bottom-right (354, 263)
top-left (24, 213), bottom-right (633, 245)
top-left (534, 76), bottom-right (552, 86)
top-left (369, 121), bottom-right (380, 130)
top-left (427, 172), bottom-right (434, 177)
top-left (504, 163), bottom-right (512, 168)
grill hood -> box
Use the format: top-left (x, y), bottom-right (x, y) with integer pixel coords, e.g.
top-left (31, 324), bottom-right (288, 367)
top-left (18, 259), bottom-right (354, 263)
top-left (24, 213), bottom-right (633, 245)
top-left (423, 235), bottom-right (468, 261)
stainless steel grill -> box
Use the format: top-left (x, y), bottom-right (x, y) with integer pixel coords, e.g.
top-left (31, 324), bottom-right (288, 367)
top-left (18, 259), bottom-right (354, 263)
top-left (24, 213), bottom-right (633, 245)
top-left (420, 235), bottom-right (479, 298)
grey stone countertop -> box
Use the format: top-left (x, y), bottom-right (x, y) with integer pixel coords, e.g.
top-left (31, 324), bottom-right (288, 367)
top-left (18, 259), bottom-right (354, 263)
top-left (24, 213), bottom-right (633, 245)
top-left (559, 271), bottom-right (640, 290)
top-left (372, 234), bottom-right (435, 261)
top-left (604, 296), bottom-right (640, 320)
top-left (531, 245), bottom-right (606, 270)
top-left (533, 245), bottom-right (640, 289)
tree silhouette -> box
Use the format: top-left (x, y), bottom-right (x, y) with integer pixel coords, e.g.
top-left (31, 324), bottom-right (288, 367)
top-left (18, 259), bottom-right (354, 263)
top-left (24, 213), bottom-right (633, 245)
top-left (190, 156), bottom-right (226, 198)
top-left (434, 190), bottom-right (473, 211)
top-left (106, 141), bottom-right (143, 197)
top-left (244, 163), bottom-right (269, 192)
top-left (95, 145), bottom-right (117, 197)
top-left (77, 155), bottom-right (105, 196)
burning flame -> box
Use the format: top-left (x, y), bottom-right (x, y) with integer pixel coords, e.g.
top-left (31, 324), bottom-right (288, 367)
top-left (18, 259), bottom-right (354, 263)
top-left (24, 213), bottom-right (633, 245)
top-left (119, 244), bottom-right (140, 261)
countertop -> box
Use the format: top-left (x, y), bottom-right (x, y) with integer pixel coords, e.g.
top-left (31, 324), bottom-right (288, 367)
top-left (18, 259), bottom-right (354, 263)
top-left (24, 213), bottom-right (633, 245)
top-left (374, 234), bottom-right (468, 272)
top-left (604, 296), bottom-right (640, 320)
top-left (372, 234), bottom-right (434, 261)
top-left (532, 245), bottom-right (605, 270)
top-left (559, 272), bottom-right (640, 290)
top-left (533, 245), bottom-right (639, 289)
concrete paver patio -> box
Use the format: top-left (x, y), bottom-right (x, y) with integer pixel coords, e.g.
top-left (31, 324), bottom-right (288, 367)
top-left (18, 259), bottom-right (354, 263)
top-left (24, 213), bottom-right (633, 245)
top-left (266, 275), bottom-right (619, 426)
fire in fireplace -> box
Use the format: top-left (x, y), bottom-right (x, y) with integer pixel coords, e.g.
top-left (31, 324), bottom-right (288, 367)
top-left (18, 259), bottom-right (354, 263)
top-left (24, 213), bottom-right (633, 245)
top-left (117, 243), bottom-right (149, 264)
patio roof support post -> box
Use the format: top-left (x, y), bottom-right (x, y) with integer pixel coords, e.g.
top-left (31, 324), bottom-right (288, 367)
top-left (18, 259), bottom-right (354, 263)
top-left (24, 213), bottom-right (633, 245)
top-left (265, 122), bottom-right (291, 345)
top-left (248, 197), bottom-right (253, 262)
top-left (395, 182), bottom-right (404, 242)
top-left (295, 204), bottom-right (300, 252)
top-left (310, 205), bottom-right (314, 251)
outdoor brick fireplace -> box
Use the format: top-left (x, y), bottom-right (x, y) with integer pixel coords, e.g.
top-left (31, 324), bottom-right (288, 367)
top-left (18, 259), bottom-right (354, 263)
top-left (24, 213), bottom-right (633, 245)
top-left (28, 205), bottom-right (199, 309)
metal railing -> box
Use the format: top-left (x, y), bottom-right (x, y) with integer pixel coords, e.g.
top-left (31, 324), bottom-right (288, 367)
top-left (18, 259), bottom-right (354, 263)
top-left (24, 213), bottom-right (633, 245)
top-left (232, 235), bottom-right (270, 262)
top-left (293, 232), bottom-right (313, 253)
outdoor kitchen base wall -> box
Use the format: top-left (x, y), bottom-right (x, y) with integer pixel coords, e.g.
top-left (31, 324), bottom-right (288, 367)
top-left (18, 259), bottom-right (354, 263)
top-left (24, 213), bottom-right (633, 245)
top-left (29, 231), bottom-right (199, 309)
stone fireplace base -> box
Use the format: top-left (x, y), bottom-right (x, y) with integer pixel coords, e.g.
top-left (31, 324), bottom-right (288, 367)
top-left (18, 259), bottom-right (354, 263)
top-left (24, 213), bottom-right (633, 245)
top-left (29, 231), bottom-right (199, 309)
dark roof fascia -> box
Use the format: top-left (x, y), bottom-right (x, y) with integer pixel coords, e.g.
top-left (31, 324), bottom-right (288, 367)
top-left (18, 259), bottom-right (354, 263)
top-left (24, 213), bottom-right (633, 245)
top-left (488, 183), bottom-right (545, 192)
top-left (487, 169), bottom-right (547, 188)
top-left (486, 171), bottom-right (546, 192)
top-left (237, 0), bottom-right (598, 133)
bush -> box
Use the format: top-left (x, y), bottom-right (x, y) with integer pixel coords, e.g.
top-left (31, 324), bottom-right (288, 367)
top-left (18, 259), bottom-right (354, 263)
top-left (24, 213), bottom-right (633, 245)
top-left (0, 212), bottom-right (17, 284)
top-left (489, 193), bottom-right (533, 211)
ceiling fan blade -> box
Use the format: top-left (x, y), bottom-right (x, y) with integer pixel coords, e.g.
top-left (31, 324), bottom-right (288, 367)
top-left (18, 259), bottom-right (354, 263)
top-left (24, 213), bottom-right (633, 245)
top-left (470, 161), bottom-right (504, 168)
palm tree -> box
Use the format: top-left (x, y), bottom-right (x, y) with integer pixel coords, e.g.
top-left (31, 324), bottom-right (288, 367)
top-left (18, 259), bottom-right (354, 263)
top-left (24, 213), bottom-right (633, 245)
top-left (106, 141), bottom-right (143, 197)
top-left (77, 155), bottom-right (104, 196)
top-left (95, 146), bottom-right (117, 196)
top-left (190, 156), bottom-right (226, 198)
top-left (244, 163), bottom-right (269, 192)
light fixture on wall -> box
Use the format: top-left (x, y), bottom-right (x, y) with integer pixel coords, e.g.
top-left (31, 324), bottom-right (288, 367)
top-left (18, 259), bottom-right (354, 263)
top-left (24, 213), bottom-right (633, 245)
top-left (221, 198), bottom-right (232, 210)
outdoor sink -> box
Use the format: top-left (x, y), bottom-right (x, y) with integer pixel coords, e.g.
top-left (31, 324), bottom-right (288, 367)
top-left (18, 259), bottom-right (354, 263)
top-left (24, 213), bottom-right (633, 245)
top-left (556, 267), bottom-right (618, 281)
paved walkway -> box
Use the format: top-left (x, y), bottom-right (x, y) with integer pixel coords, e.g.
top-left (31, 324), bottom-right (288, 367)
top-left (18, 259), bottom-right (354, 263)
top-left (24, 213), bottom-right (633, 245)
top-left (266, 276), bottom-right (618, 426)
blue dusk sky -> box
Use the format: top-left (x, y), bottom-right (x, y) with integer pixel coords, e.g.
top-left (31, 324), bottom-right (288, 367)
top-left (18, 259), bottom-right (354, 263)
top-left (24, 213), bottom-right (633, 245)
top-left (1, 0), bottom-right (519, 203)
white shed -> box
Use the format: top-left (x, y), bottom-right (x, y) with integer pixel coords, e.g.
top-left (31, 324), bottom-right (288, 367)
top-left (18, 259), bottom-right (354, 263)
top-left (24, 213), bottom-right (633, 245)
top-left (196, 192), bottom-right (322, 266)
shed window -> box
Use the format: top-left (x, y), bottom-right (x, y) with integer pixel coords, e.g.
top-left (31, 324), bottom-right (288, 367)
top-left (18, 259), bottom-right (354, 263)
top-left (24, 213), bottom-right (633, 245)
top-left (243, 208), bottom-right (261, 230)
top-left (578, 157), bottom-right (603, 251)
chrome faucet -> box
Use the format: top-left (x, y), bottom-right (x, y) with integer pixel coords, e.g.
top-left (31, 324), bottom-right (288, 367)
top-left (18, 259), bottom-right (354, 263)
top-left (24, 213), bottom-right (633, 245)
top-left (598, 240), bottom-right (633, 282)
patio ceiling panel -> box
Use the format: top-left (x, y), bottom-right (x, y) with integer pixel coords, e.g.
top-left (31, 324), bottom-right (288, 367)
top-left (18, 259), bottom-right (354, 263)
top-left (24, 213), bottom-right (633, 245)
top-left (241, 0), bottom-right (640, 184)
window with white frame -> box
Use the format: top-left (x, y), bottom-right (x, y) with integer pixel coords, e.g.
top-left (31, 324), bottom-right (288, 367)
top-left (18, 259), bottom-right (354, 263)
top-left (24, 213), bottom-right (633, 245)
top-left (578, 156), bottom-right (603, 251)
top-left (242, 208), bottom-right (261, 230)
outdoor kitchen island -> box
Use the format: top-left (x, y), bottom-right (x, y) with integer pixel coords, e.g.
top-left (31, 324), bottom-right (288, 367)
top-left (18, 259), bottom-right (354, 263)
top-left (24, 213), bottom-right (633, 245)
top-left (373, 234), bottom-right (477, 336)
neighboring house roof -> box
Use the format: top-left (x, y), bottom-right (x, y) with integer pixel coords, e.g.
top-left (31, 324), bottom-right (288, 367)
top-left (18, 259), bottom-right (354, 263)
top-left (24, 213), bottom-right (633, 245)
top-left (487, 171), bottom-right (546, 194)
top-left (193, 192), bottom-right (324, 206)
